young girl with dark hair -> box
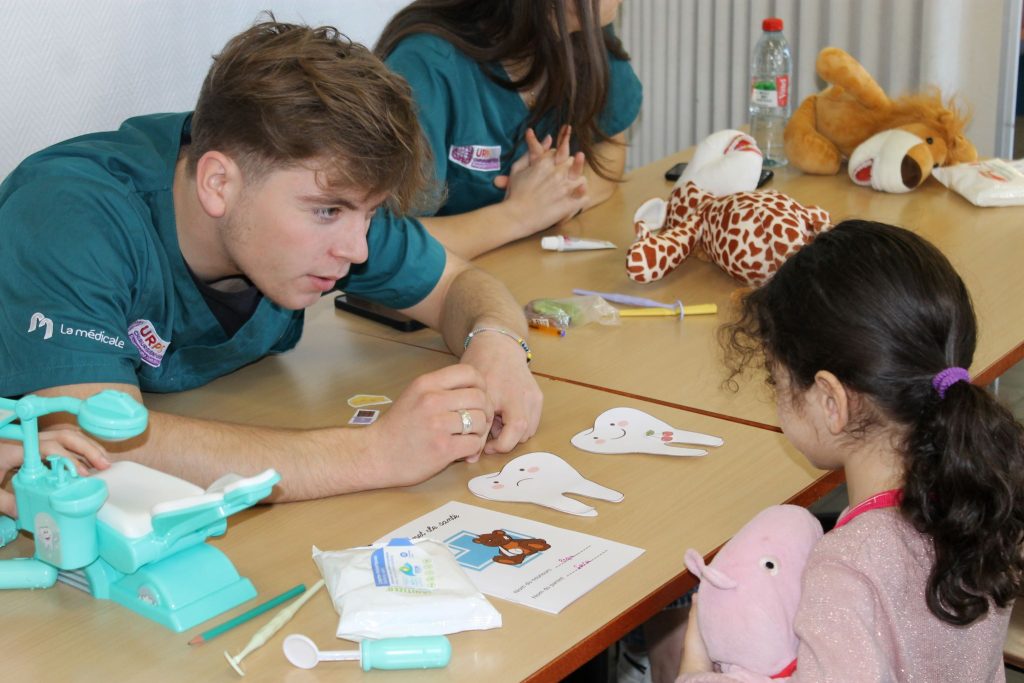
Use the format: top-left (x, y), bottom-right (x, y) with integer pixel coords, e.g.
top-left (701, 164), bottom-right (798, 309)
top-left (681, 219), bottom-right (1024, 681)
top-left (375, 0), bottom-right (642, 258)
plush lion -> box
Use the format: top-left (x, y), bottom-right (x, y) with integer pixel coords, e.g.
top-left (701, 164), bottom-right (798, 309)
top-left (784, 47), bottom-right (976, 191)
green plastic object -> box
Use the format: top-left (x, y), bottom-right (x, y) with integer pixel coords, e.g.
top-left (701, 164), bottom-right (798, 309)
top-left (283, 634), bottom-right (452, 671)
top-left (0, 390), bottom-right (279, 632)
top-left (0, 558), bottom-right (58, 589)
top-left (531, 299), bottom-right (582, 324)
top-left (0, 517), bottom-right (17, 545)
top-left (361, 636), bottom-right (452, 671)
top-left (76, 390), bottom-right (149, 441)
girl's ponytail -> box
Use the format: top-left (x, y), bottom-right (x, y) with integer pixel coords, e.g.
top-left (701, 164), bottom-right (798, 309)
top-left (903, 379), bottom-right (1024, 625)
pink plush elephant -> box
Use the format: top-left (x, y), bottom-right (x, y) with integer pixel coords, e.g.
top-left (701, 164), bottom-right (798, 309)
top-left (681, 505), bottom-right (823, 682)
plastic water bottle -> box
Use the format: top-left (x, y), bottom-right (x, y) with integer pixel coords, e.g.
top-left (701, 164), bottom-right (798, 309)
top-left (749, 17), bottom-right (792, 167)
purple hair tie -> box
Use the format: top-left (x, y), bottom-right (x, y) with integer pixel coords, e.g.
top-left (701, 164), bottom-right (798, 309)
top-left (932, 367), bottom-right (970, 399)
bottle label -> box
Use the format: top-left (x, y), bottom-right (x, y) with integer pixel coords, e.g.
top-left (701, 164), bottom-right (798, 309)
top-left (750, 75), bottom-right (789, 108)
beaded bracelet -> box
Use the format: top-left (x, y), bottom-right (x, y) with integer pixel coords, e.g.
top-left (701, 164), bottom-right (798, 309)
top-left (463, 327), bottom-right (532, 364)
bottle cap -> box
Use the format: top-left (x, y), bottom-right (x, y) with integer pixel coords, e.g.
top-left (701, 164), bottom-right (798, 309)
top-left (762, 17), bottom-right (783, 31)
top-left (540, 236), bottom-right (561, 250)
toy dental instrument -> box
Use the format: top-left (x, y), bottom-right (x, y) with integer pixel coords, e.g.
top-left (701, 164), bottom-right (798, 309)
top-left (224, 579), bottom-right (325, 676)
top-left (190, 583), bottom-right (306, 645)
top-left (572, 289), bottom-right (679, 309)
top-left (283, 633), bottom-right (452, 671)
top-left (618, 304), bottom-right (718, 317)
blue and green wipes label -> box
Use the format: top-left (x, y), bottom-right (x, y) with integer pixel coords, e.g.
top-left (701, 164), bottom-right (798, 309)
top-left (371, 538), bottom-right (436, 590)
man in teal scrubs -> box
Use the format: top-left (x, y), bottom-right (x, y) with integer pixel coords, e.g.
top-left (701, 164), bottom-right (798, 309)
top-left (0, 20), bottom-right (542, 514)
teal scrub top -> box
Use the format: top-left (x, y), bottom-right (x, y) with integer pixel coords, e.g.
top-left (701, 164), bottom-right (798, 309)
top-left (385, 31), bottom-right (643, 217)
top-left (0, 113), bottom-right (445, 396)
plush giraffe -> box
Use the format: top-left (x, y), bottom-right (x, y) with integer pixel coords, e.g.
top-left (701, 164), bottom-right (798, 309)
top-left (626, 185), bottom-right (832, 286)
top-left (625, 130), bottom-right (831, 287)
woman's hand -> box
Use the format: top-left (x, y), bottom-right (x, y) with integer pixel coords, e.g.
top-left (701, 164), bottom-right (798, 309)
top-left (494, 126), bottom-right (588, 234)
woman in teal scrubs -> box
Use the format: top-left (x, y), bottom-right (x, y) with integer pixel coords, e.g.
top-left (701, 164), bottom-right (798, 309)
top-left (376, 0), bottom-right (642, 259)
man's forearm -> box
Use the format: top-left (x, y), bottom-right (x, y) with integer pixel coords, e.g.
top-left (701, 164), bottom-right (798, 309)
top-left (116, 410), bottom-right (371, 502)
top-left (438, 266), bottom-right (528, 356)
top-left (34, 382), bottom-right (375, 502)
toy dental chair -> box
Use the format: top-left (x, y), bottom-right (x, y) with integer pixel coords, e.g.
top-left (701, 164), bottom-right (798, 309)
top-left (0, 390), bottom-right (280, 632)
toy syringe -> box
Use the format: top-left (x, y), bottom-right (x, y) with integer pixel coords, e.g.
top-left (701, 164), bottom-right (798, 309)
top-left (283, 633), bottom-right (452, 671)
top-left (224, 579), bottom-right (325, 676)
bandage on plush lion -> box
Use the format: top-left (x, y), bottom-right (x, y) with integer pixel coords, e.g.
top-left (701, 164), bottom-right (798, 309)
top-left (682, 505), bottom-right (824, 682)
top-left (627, 130), bottom-right (830, 287)
top-left (784, 47), bottom-right (976, 192)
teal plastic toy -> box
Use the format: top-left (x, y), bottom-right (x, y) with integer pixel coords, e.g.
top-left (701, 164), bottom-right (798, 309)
top-left (283, 634), bottom-right (452, 671)
top-left (0, 390), bottom-right (280, 631)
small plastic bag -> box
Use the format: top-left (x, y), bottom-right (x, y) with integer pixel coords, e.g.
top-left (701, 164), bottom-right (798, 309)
top-left (312, 538), bottom-right (502, 642)
top-left (524, 295), bottom-right (620, 330)
top-left (932, 159), bottom-right (1024, 207)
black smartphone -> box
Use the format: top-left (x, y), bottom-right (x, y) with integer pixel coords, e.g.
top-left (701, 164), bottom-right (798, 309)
top-left (664, 161), bottom-right (687, 181)
top-left (334, 293), bottom-right (426, 332)
top-left (665, 162), bottom-right (774, 188)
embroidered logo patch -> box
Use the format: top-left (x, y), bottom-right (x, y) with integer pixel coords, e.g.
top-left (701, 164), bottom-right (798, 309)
top-left (128, 319), bottom-right (170, 368)
top-left (448, 144), bottom-right (501, 172)
top-left (27, 312), bottom-right (54, 340)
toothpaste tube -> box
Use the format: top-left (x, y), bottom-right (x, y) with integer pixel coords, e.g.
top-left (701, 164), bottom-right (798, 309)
top-left (540, 235), bottom-right (617, 251)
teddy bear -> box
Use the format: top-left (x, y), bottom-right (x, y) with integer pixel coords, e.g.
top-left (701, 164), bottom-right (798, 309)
top-left (472, 530), bottom-right (550, 566)
top-left (681, 505), bottom-right (824, 682)
top-left (626, 129), bottom-right (831, 287)
top-left (784, 46), bottom-right (976, 191)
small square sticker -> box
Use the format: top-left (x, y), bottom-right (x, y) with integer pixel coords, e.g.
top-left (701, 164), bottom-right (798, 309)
top-left (349, 408), bottom-right (380, 426)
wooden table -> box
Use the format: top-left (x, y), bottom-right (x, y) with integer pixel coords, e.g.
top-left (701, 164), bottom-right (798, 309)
top-left (1, 299), bottom-right (826, 682)
top-left (7, 150), bottom-right (1019, 681)
top-left (338, 153), bottom-right (1024, 428)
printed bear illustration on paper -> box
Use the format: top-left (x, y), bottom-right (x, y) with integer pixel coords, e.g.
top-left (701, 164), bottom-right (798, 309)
top-left (473, 529), bottom-right (551, 565)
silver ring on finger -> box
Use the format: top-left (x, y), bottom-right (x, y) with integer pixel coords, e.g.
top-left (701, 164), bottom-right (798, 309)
top-left (457, 409), bottom-right (473, 435)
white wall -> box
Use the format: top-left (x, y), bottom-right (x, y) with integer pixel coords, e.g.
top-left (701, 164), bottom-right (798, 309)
top-left (5, 0), bottom-right (1019, 179)
top-left (620, 0), bottom-right (1022, 169)
top-left (919, 0), bottom-right (1020, 158)
top-left (0, 0), bottom-right (411, 178)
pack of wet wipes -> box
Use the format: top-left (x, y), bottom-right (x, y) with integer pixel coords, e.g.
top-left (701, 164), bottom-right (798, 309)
top-left (313, 538), bottom-right (501, 641)
top-left (932, 159), bottom-right (1024, 207)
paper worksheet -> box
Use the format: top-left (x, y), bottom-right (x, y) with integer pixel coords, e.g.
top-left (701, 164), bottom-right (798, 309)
top-left (377, 501), bottom-right (644, 614)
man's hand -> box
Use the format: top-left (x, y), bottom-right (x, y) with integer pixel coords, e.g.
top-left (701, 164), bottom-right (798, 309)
top-left (0, 429), bottom-right (109, 517)
top-left (403, 260), bottom-right (543, 457)
top-left (357, 365), bottom-right (495, 485)
top-left (459, 330), bottom-right (543, 454)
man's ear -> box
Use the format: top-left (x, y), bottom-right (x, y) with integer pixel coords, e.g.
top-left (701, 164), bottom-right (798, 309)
top-left (813, 370), bottom-right (850, 435)
top-left (194, 151), bottom-right (242, 219)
